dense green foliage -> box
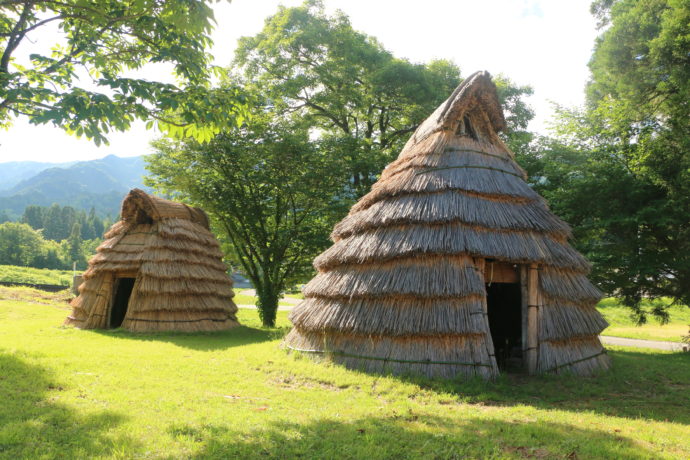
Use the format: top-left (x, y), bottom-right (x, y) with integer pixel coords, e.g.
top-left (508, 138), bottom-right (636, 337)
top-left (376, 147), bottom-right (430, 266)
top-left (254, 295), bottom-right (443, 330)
top-left (520, 0), bottom-right (689, 321)
top-left (0, 290), bottom-right (688, 459)
top-left (0, 222), bottom-right (44, 266)
top-left (0, 0), bottom-right (245, 143)
top-left (146, 114), bottom-right (350, 327)
top-left (21, 204), bottom-right (108, 241)
top-left (234, 0), bottom-right (534, 197)
top-left (0, 221), bottom-right (99, 270)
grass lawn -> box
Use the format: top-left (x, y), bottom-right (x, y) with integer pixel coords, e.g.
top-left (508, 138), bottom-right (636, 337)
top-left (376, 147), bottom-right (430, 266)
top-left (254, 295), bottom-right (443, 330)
top-left (232, 293), bottom-right (295, 307)
top-left (0, 265), bottom-right (73, 286)
top-left (0, 288), bottom-right (689, 459)
top-left (283, 292), bottom-right (305, 300)
top-left (597, 298), bottom-right (690, 342)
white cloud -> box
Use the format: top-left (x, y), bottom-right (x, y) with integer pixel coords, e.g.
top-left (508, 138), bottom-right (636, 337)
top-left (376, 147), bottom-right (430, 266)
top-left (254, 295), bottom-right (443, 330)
top-left (0, 0), bottom-right (597, 163)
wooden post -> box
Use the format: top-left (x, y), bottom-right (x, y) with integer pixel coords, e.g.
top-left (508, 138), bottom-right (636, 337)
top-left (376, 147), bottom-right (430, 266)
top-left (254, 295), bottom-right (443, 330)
top-left (527, 264), bottom-right (539, 374)
top-left (72, 274), bottom-right (83, 296)
top-left (520, 265), bottom-right (528, 372)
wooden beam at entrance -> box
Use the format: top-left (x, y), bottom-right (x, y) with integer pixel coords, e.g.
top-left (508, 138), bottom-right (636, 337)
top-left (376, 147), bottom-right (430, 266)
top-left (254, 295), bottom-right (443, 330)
top-left (527, 264), bottom-right (539, 374)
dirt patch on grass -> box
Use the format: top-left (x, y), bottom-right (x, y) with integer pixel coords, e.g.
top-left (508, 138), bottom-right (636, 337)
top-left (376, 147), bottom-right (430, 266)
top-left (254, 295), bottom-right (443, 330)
top-left (269, 373), bottom-right (346, 391)
top-left (0, 286), bottom-right (73, 307)
top-left (503, 445), bottom-right (557, 459)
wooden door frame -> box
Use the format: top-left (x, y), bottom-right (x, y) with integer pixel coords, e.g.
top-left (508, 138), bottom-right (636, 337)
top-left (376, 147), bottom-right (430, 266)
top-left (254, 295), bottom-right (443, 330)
top-left (524, 264), bottom-right (540, 374)
top-left (477, 259), bottom-right (540, 374)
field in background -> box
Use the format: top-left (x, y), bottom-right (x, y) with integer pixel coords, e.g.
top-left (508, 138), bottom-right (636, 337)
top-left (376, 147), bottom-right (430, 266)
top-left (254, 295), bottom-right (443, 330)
top-left (0, 287), bottom-right (688, 459)
top-left (598, 298), bottom-right (690, 342)
top-left (0, 265), bottom-right (73, 286)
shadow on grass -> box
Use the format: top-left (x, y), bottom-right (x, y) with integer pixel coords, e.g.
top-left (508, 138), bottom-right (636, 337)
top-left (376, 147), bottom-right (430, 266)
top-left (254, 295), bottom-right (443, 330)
top-left (168, 415), bottom-right (658, 459)
top-left (90, 325), bottom-right (290, 351)
top-left (0, 352), bottom-right (138, 458)
top-left (400, 348), bottom-right (690, 425)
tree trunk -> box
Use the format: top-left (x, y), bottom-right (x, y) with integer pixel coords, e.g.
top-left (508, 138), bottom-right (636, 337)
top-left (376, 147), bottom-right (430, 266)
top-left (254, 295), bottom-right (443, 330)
top-left (256, 284), bottom-right (281, 327)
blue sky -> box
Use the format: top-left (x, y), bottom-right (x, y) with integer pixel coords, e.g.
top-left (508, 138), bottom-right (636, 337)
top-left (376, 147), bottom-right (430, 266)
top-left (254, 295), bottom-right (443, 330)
top-left (0, 0), bottom-right (597, 163)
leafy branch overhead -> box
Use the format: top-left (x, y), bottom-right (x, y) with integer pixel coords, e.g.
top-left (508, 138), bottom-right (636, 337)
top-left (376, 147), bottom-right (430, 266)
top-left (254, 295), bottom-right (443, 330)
top-left (0, 0), bottom-right (246, 144)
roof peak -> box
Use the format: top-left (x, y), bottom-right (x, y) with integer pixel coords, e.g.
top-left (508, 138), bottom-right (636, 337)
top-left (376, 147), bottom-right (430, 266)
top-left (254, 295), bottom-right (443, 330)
top-left (405, 71), bottom-right (506, 149)
top-left (121, 188), bottom-right (209, 229)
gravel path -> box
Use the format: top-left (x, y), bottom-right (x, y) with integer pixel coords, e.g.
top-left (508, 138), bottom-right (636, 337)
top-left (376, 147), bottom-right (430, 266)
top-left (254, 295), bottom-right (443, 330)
top-left (600, 335), bottom-right (688, 352)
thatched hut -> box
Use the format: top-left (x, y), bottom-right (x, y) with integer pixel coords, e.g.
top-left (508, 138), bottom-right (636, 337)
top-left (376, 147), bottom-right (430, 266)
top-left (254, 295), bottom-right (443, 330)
top-left (285, 71), bottom-right (610, 379)
top-left (65, 189), bottom-right (239, 332)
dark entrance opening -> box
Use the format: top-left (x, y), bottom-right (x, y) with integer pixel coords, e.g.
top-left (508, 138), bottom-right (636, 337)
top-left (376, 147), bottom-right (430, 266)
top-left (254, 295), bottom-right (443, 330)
top-left (486, 282), bottom-right (523, 372)
top-left (110, 278), bottom-right (135, 328)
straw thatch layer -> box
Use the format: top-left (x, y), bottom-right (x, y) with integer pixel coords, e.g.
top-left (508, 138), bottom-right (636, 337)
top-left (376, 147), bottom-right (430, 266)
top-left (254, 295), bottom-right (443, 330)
top-left (65, 190), bottom-right (238, 333)
top-left (353, 159), bottom-right (542, 209)
top-left (382, 147), bottom-right (526, 181)
top-left (539, 267), bottom-right (602, 303)
top-left (285, 328), bottom-right (498, 379)
top-left (315, 223), bottom-right (590, 271)
top-left (303, 255), bottom-right (483, 299)
top-left (539, 298), bottom-right (609, 340)
top-left (290, 296), bottom-right (486, 336)
top-left (333, 190), bottom-right (571, 241)
top-left (538, 336), bottom-right (611, 376)
top-left (125, 292), bottom-right (234, 313)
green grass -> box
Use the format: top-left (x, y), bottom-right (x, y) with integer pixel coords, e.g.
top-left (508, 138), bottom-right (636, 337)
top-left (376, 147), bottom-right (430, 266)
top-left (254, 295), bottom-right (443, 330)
top-left (0, 264), bottom-right (73, 286)
top-left (233, 293), bottom-right (297, 307)
top-left (0, 288), bottom-right (688, 459)
top-left (597, 298), bottom-right (690, 342)
top-left (283, 292), bottom-right (304, 300)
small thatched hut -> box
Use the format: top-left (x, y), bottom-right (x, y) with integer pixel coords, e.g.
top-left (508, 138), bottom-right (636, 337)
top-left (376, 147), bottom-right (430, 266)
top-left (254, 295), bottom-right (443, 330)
top-left (285, 71), bottom-right (610, 379)
top-left (65, 189), bottom-right (239, 332)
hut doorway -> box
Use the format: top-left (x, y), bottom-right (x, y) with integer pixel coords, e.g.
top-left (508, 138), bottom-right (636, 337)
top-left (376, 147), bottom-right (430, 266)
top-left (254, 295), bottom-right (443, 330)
top-left (486, 282), bottom-right (523, 371)
top-left (481, 261), bottom-right (523, 371)
top-left (110, 278), bottom-right (135, 328)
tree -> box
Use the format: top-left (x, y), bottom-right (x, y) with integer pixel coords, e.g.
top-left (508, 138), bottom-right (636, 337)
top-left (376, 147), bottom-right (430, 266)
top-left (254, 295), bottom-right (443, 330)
top-left (234, 1), bottom-right (534, 196)
top-left (66, 221), bottom-right (85, 269)
top-left (0, 222), bottom-right (44, 265)
top-left (81, 237), bottom-right (101, 265)
top-left (1, 0), bottom-right (246, 144)
top-left (539, 0), bottom-right (690, 321)
top-left (42, 203), bottom-right (65, 241)
top-left (146, 114), bottom-right (350, 326)
top-left (21, 205), bottom-right (44, 229)
top-left (32, 238), bottom-right (64, 269)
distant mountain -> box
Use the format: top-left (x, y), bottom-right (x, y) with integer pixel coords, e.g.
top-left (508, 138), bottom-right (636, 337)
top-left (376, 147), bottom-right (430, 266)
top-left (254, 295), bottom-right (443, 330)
top-left (0, 160), bottom-right (76, 191)
top-left (0, 154), bottom-right (149, 218)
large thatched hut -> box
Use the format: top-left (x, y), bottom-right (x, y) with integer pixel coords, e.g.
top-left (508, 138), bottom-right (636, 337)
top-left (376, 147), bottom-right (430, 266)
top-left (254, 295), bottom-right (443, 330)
top-left (285, 71), bottom-right (610, 379)
top-left (65, 189), bottom-right (239, 332)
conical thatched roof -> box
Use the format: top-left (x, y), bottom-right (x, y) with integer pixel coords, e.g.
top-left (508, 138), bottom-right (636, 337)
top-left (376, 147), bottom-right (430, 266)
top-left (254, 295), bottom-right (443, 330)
top-left (65, 189), bottom-right (239, 332)
top-left (285, 71), bottom-right (610, 378)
